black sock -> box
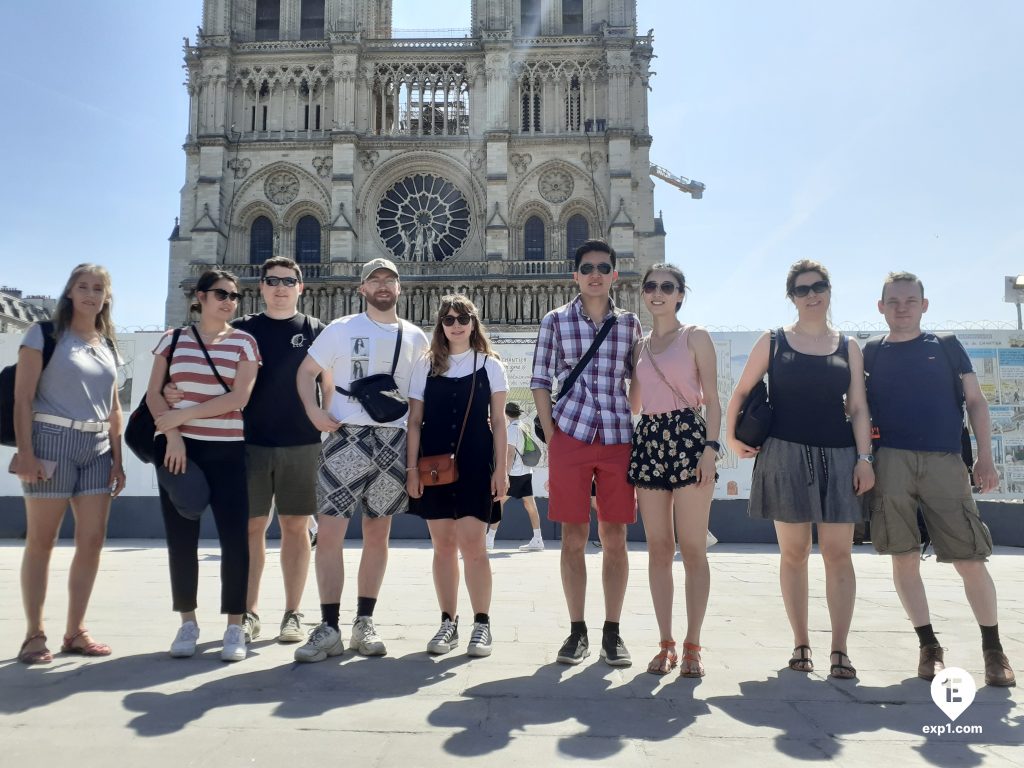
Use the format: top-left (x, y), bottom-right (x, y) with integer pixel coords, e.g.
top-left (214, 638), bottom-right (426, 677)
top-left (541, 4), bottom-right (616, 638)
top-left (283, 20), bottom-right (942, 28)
top-left (321, 603), bottom-right (340, 631)
top-left (981, 624), bottom-right (1003, 653)
top-left (570, 620), bottom-right (587, 637)
top-left (441, 612), bottom-right (453, 623)
top-left (474, 613), bottom-right (489, 625)
top-left (602, 620), bottom-right (620, 637)
top-left (356, 596), bottom-right (376, 618)
top-left (914, 624), bottom-right (939, 648)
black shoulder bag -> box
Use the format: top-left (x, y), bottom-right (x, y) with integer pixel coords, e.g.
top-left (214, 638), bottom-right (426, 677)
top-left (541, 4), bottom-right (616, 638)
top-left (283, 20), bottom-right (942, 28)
top-left (125, 328), bottom-right (183, 464)
top-left (534, 315), bottom-right (618, 443)
top-left (734, 329), bottom-right (776, 448)
top-left (335, 322), bottom-right (408, 423)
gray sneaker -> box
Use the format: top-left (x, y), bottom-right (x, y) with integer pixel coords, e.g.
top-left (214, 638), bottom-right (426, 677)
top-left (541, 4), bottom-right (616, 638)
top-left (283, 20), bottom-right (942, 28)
top-left (427, 618), bottom-right (459, 655)
top-left (278, 610), bottom-right (305, 643)
top-left (349, 616), bottom-right (387, 656)
top-left (293, 623), bottom-right (344, 663)
top-left (241, 611), bottom-right (260, 643)
top-left (467, 622), bottom-right (493, 657)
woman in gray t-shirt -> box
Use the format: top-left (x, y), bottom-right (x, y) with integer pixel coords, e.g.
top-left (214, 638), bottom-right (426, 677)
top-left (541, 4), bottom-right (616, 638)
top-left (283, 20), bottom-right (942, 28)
top-left (12, 264), bottom-right (125, 665)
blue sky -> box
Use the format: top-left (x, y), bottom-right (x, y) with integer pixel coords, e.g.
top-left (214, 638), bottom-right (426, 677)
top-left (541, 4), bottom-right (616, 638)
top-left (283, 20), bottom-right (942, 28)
top-left (1, 1), bottom-right (1020, 330)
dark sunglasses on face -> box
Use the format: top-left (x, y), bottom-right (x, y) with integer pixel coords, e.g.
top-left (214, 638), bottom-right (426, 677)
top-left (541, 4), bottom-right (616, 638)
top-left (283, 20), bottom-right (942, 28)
top-left (441, 314), bottom-right (473, 327)
top-left (643, 280), bottom-right (680, 295)
top-left (578, 262), bottom-right (613, 276)
top-left (791, 280), bottom-right (830, 298)
top-left (204, 288), bottom-right (242, 302)
top-left (262, 276), bottom-right (299, 287)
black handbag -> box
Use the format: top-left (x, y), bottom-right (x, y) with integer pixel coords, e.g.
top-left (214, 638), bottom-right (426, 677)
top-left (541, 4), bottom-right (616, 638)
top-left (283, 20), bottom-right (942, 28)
top-left (335, 322), bottom-right (408, 423)
top-left (534, 315), bottom-right (617, 443)
top-left (734, 330), bottom-right (776, 448)
top-left (125, 328), bottom-right (182, 464)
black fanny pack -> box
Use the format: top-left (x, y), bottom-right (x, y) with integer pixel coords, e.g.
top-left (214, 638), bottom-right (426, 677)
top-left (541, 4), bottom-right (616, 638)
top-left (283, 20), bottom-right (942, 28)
top-left (335, 322), bottom-right (408, 423)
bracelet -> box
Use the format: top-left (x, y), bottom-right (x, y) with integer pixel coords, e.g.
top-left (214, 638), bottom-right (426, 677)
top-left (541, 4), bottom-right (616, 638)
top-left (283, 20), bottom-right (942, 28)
top-left (405, 467), bottom-right (417, 473)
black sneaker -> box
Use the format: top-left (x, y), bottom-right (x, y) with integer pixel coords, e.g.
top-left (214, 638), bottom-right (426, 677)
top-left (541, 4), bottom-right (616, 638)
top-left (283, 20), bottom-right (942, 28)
top-left (600, 633), bottom-right (632, 667)
top-left (556, 633), bottom-right (590, 665)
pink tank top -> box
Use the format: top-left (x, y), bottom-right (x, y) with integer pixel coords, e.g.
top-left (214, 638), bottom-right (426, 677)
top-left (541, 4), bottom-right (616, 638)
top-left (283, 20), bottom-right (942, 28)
top-left (635, 326), bottom-right (704, 415)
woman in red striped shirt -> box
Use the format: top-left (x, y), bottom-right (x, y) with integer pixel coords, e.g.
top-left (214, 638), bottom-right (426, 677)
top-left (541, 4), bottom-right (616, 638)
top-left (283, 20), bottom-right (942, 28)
top-left (146, 269), bottom-right (260, 663)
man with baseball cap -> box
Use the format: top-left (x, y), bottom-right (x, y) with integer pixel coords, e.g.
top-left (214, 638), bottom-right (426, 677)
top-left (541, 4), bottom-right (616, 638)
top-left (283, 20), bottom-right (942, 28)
top-left (294, 257), bottom-right (429, 662)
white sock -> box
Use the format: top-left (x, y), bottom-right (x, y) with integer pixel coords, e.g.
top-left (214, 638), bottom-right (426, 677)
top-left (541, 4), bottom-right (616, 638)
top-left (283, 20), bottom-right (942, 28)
top-left (532, 529), bottom-right (542, 541)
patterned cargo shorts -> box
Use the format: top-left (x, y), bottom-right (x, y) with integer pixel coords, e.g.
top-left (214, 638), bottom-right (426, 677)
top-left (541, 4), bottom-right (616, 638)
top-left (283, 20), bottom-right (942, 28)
top-left (316, 425), bottom-right (408, 519)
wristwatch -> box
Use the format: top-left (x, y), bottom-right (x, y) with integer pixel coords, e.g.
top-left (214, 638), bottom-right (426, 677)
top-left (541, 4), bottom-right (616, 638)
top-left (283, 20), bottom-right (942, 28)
top-left (857, 453), bottom-right (875, 464)
top-left (705, 440), bottom-right (721, 454)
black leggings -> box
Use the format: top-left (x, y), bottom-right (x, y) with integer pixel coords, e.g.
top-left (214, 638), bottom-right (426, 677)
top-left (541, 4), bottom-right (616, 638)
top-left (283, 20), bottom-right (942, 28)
top-left (157, 437), bottom-right (249, 614)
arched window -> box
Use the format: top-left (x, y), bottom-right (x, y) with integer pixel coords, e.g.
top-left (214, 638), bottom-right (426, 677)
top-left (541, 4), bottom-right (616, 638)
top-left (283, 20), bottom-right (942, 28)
top-left (566, 214), bottom-right (589, 258)
top-left (294, 215), bottom-right (321, 264)
top-left (563, 0), bottom-right (584, 34)
top-left (300, 0), bottom-right (325, 40)
top-left (255, 0), bottom-right (280, 41)
top-left (250, 216), bottom-right (273, 263)
top-left (524, 216), bottom-right (545, 261)
top-left (521, 0), bottom-right (542, 36)
top-left (521, 89), bottom-right (541, 133)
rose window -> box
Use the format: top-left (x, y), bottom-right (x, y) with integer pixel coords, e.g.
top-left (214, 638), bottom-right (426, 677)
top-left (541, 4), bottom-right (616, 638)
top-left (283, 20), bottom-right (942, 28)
top-left (376, 174), bottom-right (471, 262)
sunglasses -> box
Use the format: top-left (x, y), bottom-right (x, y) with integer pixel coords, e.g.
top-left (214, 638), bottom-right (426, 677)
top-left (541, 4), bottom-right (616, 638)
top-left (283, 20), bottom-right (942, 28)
top-left (643, 281), bottom-right (680, 295)
top-left (262, 276), bottom-right (299, 287)
top-left (791, 280), bottom-right (830, 298)
top-left (441, 314), bottom-right (473, 327)
top-left (203, 288), bottom-right (242, 302)
top-left (578, 262), bottom-right (613, 276)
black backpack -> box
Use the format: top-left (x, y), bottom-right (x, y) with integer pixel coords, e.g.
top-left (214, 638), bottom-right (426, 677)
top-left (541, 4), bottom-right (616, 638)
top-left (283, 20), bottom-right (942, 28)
top-left (0, 321), bottom-right (58, 447)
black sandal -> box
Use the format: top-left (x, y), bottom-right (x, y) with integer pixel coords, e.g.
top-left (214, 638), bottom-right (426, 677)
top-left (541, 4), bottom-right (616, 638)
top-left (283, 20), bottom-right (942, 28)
top-left (788, 645), bottom-right (813, 672)
top-left (829, 651), bottom-right (856, 680)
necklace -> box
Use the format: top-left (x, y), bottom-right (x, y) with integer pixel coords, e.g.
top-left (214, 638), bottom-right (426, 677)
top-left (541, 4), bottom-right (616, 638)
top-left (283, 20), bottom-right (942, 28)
top-left (648, 324), bottom-right (684, 355)
top-left (366, 313), bottom-right (398, 332)
top-left (448, 349), bottom-right (475, 375)
top-left (791, 324), bottom-right (833, 342)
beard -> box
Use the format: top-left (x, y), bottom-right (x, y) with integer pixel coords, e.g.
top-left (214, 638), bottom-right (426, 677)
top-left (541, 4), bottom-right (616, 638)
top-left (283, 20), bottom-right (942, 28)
top-left (365, 292), bottom-right (398, 312)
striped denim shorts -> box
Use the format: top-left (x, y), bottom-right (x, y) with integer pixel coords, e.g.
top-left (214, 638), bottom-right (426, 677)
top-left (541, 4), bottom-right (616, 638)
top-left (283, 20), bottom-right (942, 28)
top-left (22, 420), bottom-right (113, 499)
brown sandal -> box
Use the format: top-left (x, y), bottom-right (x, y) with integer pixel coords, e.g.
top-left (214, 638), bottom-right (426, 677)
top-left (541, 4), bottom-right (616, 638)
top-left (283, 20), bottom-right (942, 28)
top-left (18, 632), bottom-right (53, 665)
top-left (789, 645), bottom-right (813, 673)
top-left (681, 642), bottom-right (705, 678)
top-left (61, 629), bottom-right (112, 657)
top-left (829, 651), bottom-right (856, 680)
top-left (647, 641), bottom-right (678, 675)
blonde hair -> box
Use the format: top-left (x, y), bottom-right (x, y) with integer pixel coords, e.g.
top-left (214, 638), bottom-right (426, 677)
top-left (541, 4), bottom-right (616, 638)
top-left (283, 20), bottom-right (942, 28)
top-left (54, 263), bottom-right (117, 346)
top-left (427, 294), bottom-right (498, 376)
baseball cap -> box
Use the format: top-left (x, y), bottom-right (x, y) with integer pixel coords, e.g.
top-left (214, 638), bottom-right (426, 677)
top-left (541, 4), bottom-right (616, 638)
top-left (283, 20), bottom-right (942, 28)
top-left (360, 258), bottom-right (400, 283)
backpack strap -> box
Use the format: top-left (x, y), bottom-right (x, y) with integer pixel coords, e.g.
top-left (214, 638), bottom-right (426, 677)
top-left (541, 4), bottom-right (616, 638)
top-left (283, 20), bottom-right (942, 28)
top-left (861, 337), bottom-right (882, 376)
top-left (38, 321), bottom-right (57, 369)
top-left (934, 333), bottom-right (966, 408)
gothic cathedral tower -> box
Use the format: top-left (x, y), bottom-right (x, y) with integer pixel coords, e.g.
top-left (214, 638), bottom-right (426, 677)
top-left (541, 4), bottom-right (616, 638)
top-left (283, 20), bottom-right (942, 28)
top-left (166, 0), bottom-right (663, 327)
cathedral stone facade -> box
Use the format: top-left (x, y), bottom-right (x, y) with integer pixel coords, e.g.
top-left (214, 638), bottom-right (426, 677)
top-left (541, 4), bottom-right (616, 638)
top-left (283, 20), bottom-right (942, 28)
top-left (167, 0), bottom-right (663, 328)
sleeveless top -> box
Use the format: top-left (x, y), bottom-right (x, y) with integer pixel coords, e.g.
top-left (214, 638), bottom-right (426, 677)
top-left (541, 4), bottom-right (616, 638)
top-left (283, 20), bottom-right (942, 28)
top-left (768, 329), bottom-right (855, 448)
top-left (635, 326), bottom-right (704, 415)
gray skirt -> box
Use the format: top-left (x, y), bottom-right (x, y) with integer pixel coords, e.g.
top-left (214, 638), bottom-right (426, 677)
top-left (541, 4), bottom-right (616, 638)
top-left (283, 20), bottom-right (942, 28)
top-left (748, 436), bottom-right (866, 524)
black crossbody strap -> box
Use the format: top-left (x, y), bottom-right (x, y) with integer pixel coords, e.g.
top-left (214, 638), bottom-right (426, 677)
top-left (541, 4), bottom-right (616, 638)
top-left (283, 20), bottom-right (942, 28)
top-left (557, 314), bottom-right (617, 402)
top-left (190, 325), bottom-right (231, 393)
top-left (767, 329), bottom-right (777, 400)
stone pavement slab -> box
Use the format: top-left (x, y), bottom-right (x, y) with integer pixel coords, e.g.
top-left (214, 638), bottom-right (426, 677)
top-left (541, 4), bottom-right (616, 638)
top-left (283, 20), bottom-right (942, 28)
top-left (0, 541), bottom-right (1021, 767)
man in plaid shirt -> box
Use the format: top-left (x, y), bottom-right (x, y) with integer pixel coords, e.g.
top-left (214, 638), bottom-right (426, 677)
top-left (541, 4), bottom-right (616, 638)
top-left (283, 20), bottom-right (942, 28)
top-left (531, 239), bottom-right (642, 666)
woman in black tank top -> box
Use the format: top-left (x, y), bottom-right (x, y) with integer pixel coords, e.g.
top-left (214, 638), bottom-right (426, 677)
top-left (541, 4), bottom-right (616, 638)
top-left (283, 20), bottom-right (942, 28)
top-left (725, 260), bottom-right (875, 680)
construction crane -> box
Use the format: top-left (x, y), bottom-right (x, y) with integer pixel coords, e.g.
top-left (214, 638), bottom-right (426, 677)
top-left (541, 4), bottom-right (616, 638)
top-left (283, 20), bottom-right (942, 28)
top-left (650, 164), bottom-right (706, 199)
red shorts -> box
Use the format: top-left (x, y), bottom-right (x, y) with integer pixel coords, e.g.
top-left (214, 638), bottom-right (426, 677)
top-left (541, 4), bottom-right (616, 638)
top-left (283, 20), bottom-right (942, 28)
top-left (547, 430), bottom-right (636, 525)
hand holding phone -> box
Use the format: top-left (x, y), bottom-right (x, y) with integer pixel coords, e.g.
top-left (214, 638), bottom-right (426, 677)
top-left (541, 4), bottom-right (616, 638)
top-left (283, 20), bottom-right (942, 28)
top-left (8, 454), bottom-right (57, 482)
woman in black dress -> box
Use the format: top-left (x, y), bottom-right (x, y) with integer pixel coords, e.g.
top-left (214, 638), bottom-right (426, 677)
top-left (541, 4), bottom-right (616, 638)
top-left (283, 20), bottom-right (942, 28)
top-left (407, 295), bottom-right (509, 658)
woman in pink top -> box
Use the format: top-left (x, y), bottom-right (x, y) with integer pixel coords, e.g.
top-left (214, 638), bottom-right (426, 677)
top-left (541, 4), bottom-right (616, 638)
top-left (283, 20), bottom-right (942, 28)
top-left (628, 263), bottom-right (721, 677)
top-left (146, 269), bottom-right (260, 663)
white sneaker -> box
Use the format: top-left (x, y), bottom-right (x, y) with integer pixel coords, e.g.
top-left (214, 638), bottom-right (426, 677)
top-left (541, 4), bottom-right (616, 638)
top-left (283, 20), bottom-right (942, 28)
top-left (518, 538), bottom-right (544, 552)
top-left (294, 622), bottom-right (344, 663)
top-left (427, 617), bottom-right (459, 654)
top-left (467, 622), bottom-right (493, 657)
top-left (169, 621), bottom-right (200, 658)
top-left (221, 625), bottom-right (246, 662)
top-left (485, 533), bottom-right (496, 551)
top-left (349, 616), bottom-right (387, 656)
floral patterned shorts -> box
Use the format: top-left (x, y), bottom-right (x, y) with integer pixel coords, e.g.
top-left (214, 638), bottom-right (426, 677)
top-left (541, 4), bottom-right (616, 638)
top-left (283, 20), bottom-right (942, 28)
top-left (628, 409), bottom-right (713, 491)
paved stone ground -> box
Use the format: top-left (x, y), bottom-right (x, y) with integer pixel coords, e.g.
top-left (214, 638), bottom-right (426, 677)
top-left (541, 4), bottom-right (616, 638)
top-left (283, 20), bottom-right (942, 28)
top-left (0, 539), bottom-right (1021, 767)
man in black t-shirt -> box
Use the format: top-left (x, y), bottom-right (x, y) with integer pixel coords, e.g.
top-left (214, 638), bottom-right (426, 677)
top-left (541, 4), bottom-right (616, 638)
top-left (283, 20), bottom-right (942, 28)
top-left (167, 257), bottom-right (326, 646)
top-left (866, 272), bottom-right (1013, 687)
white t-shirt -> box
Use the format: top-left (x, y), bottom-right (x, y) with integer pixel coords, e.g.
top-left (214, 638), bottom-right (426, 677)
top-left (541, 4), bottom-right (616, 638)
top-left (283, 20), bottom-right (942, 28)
top-left (408, 350), bottom-right (509, 401)
top-left (307, 314), bottom-right (429, 429)
top-left (507, 418), bottom-right (530, 476)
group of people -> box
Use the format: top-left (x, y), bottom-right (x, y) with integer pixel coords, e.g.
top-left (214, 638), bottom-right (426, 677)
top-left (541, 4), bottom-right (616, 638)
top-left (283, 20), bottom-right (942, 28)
top-left (10, 246), bottom-right (1015, 689)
